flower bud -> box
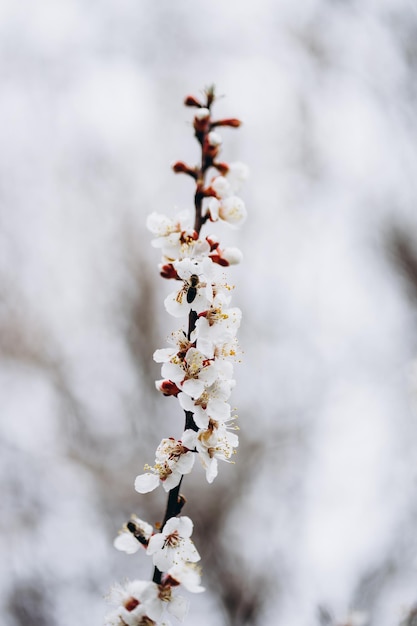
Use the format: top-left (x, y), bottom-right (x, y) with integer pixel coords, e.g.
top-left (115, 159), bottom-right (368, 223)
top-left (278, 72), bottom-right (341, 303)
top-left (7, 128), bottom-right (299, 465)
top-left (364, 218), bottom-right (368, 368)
top-left (205, 235), bottom-right (220, 251)
top-left (156, 379), bottom-right (181, 396)
top-left (184, 95), bottom-right (202, 107)
top-left (222, 246), bottom-right (243, 265)
top-left (172, 160), bottom-right (188, 173)
top-left (203, 131), bottom-right (222, 159)
top-left (207, 131), bottom-right (222, 146)
top-left (209, 245), bottom-right (243, 266)
top-left (218, 196), bottom-right (247, 227)
top-left (172, 161), bottom-right (197, 178)
top-left (193, 108), bottom-right (210, 133)
top-left (211, 118), bottom-right (242, 128)
top-left (209, 176), bottom-right (231, 199)
top-left (194, 107), bottom-right (210, 121)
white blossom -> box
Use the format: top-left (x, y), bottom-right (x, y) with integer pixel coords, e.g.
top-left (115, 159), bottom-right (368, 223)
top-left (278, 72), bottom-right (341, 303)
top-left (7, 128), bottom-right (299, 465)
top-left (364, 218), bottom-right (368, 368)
top-left (192, 304), bottom-right (242, 358)
top-left (178, 379), bottom-right (234, 429)
top-left (217, 196), bottom-right (247, 227)
top-left (161, 347), bottom-right (217, 398)
top-left (135, 437), bottom-right (195, 494)
top-left (217, 246), bottom-right (243, 265)
top-left (147, 516), bottom-right (200, 572)
top-left (147, 211), bottom-right (212, 264)
top-left (166, 562), bottom-right (205, 593)
top-left (210, 175), bottom-right (231, 198)
top-left (153, 331), bottom-right (192, 364)
top-left (160, 236), bottom-right (210, 264)
top-left (183, 418), bottom-right (239, 483)
top-left (147, 211), bottom-right (192, 241)
top-left (205, 162), bottom-right (248, 227)
top-left (105, 580), bottom-right (163, 626)
top-left (164, 258), bottom-right (216, 317)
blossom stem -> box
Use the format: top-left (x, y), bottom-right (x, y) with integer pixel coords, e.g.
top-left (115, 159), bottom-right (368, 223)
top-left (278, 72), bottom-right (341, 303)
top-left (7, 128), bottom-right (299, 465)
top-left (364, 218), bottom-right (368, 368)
top-left (151, 87), bottom-right (217, 589)
top-left (152, 476), bottom-right (186, 584)
top-left (193, 90), bottom-right (215, 233)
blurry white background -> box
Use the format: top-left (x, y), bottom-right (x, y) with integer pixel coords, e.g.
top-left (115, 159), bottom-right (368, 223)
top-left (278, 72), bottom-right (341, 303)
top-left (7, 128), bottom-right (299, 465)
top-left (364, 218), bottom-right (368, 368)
top-left (1, 1), bottom-right (417, 625)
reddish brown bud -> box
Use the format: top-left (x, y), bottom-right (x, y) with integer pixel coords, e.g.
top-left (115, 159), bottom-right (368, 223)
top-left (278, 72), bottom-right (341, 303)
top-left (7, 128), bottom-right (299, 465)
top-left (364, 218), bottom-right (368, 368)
top-left (193, 117), bottom-right (210, 134)
top-left (159, 380), bottom-right (180, 397)
top-left (184, 95), bottom-right (202, 107)
top-left (203, 143), bottom-right (220, 159)
top-left (172, 160), bottom-right (189, 173)
top-left (213, 161), bottom-right (230, 175)
top-left (172, 161), bottom-right (197, 179)
top-left (160, 263), bottom-right (180, 280)
top-left (211, 118), bottom-right (242, 128)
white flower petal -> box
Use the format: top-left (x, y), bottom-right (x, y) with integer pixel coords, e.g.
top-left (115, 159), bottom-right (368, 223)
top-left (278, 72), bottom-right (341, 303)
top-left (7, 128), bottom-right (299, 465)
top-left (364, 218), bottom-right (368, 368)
top-left (175, 516), bottom-right (194, 538)
top-left (175, 451), bottom-right (195, 474)
top-left (181, 378), bottom-right (205, 398)
top-left (134, 473), bottom-right (160, 493)
top-left (147, 532), bottom-right (165, 555)
top-left (181, 429), bottom-right (198, 449)
top-left (153, 348), bottom-right (176, 362)
top-left (164, 291), bottom-right (189, 318)
top-left (168, 594), bottom-right (189, 621)
top-left (206, 458), bottom-right (218, 483)
top-left (219, 196), bottom-right (247, 227)
top-left (161, 361), bottom-right (183, 383)
top-left (113, 532), bottom-right (140, 555)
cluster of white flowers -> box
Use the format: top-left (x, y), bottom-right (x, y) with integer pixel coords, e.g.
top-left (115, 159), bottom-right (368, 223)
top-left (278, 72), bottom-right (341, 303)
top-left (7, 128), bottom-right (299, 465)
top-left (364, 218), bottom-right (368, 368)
top-left (107, 516), bottom-right (203, 625)
top-left (141, 188), bottom-right (245, 485)
top-left (106, 88), bottom-right (246, 626)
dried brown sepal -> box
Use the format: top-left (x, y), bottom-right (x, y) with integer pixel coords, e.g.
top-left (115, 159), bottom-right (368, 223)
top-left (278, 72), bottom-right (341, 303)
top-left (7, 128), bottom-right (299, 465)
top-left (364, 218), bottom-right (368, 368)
top-left (206, 236), bottom-right (220, 251)
top-left (211, 118), bottom-right (242, 128)
top-left (160, 574), bottom-right (181, 589)
top-left (204, 85), bottom-right (216, 108)
top-left (160, 263), bottom-right (180, 280)
top-left (209, 253), bottom-right (230, 267)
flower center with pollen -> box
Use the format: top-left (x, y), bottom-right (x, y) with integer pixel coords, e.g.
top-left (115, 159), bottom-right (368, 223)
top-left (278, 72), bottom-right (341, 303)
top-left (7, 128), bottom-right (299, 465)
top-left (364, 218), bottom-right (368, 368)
top-left (124, 597), bottom-right (140, 611)
top-left (164, 531), bottom-right (180, 548)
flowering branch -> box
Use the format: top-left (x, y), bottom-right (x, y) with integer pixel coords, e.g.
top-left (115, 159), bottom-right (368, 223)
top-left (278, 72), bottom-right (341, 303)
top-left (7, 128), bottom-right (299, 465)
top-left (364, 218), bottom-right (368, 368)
top-left (106, 86), bottom-right (248, 626)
